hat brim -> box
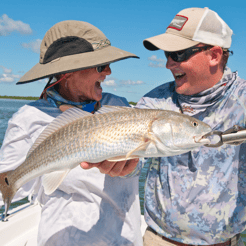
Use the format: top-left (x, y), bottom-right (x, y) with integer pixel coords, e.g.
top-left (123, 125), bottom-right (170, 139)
top-left (17, 46), bottom-right (139, 84)
top-left (143, 33), bottom-right (200, 52)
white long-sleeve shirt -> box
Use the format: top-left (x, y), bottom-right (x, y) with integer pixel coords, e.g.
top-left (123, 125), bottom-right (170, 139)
top-left (0, 93), bottom-right (143, 246)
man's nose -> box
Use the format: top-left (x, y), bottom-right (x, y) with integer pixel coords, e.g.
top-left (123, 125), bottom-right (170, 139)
top-left (166, 56), bottom-right (179, 69)
top-left (103, 65), bottom-right (111, 75)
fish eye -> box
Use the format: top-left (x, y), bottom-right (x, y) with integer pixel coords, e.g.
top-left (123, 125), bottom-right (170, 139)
top-left (192, 121), bottom-right (198, 127)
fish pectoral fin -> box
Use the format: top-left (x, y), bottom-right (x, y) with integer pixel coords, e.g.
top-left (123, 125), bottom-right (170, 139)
top-left (107, 155), bottom-right (139, 162)
top-left (125, 141), bottom-right (151, 159)
top-left (144, 141), bottom-right (158, 155)
top-left (42, 169), bottom-right (70, 195)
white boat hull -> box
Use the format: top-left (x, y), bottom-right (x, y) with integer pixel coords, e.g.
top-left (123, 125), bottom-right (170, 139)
top-left (0, 202), bottom-right (41, 246)
top-left (0, 201), bottom-right (147, 246)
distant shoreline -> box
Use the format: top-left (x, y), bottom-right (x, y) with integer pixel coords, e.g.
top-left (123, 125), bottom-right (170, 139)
top-left (0, 96), bottom-right (137, 105)
top-left (0, 95), bottom-right (39, 100)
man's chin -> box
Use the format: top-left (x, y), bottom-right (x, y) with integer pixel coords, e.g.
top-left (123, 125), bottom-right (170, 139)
top-left (175, 85), bottom-right (192, 96)
top-left (94, 93), bottom-right (102, 102)
top-left (175, 85), bottom-right (185, 95)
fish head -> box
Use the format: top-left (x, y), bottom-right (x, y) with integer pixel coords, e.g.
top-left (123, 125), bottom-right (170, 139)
top-left (151, 111), bottom-right (212, 154)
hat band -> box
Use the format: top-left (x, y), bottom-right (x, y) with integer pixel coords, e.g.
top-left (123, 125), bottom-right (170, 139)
top-left (92, 39), bottom-right (111, 50)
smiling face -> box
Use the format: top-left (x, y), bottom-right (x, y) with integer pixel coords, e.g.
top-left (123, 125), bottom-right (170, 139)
top-left (166, 44), bottom-right (223, 95)
top-left (58, 65), bottom-right (111, 102)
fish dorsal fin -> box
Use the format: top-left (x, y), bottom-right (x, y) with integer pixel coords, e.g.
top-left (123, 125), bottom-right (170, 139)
top-left (27, 107), bottom-right (92, 157)
top-left (95, 105), bottom-right (129, 114)
top-left (42, 169), bottom-right (70, 195)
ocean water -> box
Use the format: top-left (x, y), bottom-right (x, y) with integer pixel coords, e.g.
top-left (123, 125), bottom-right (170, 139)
top-left (0, 99), bottom-right (245, 243)
top-left (0, 99), bottom-right (32, 146)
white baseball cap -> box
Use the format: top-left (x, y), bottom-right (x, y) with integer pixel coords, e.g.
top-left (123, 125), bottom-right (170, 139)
top-left (143, 7), bottom-right (233, 52)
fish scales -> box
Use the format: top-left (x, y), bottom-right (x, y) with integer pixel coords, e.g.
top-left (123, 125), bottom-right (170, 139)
top-left (0, 106), bottom-right (212, 218)
top-left (72, 109), bottom-right (154, 160)
top-left (11, 108), bottom-right (154, 187)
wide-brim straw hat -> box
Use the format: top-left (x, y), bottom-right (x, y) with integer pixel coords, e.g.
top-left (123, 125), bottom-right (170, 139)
top-left (17, 20), bottom-right (139, 84)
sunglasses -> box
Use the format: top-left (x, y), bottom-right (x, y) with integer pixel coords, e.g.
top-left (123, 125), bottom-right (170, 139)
top-left (96, 65), bottom-right (108, 73)
top-left (164, 46), bottom-right (212, 62)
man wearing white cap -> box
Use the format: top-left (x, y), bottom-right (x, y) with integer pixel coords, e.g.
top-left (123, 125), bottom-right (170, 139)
top-left (88, 6), bottom-right (246, 246)
top-left (135, 7), bottom-right (246, 246)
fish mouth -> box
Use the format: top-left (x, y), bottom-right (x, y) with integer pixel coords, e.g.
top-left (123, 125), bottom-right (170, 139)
top-left (193, 135), bottom-right (211, 145)
top-left (172, 136), bottom-right (210, 150)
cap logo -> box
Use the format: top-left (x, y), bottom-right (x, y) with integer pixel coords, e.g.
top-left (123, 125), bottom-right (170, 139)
top-left (168, 15), bottom-right (188, 31)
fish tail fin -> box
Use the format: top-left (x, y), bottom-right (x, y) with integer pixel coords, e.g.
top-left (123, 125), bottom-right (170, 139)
top-left (0, 171), bottom-right (15, 220)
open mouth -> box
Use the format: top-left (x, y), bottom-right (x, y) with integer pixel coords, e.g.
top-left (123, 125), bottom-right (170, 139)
top-left (174, 73), bottom-right (186, 80)
top-left (95, 80), bottom-right (103, 89)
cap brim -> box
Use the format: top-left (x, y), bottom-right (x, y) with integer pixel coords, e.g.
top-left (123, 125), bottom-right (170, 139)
top-left (17, 46), bottom-right (139, 84)
top-left (143, 33), bottom-right (200, 52)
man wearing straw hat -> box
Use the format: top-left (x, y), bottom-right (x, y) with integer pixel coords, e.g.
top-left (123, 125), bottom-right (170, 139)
top-left (88, 7), bottom-right (246, 246)
top-left (0, 20), bottom-right (142, 245)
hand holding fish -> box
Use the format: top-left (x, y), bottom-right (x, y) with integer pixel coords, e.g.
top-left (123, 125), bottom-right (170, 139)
top-left (81, 158), bottom-right (139, 177)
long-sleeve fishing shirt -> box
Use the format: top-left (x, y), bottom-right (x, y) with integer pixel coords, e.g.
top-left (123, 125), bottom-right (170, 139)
top-left (0, 92), bottom-right (143, 246)
top-left (136, 68), bottom-right (246, 245)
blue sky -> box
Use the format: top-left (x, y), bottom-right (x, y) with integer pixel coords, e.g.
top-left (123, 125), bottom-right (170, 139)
top-left (0, 0), bottom-right (245, 102)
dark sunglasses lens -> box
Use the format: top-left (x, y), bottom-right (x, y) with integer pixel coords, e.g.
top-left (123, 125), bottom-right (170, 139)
top-left (165, 49), bottom-right (194, 62)
top-left (172, 53), bottom-right (179, 62)
top-left (165, 51), bottom-right (181, 62)
top-left (97, 65), bottom-right (107, 73)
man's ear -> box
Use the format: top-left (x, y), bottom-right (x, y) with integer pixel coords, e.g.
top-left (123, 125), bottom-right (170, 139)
top-left (209, 46), bottom-right (223, 66)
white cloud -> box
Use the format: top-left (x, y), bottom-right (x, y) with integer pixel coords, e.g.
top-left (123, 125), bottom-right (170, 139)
top-left (21, 39), bottom-right (42, 53)
top-left (120, 80), bottom-right (145, 86)
top-left (0, 74), bottom-right (15, 82)
top-left (148, 62), bottom-right (166, 68)
top-left (0, 14), bottom-right (32, 36)
top-left (103, 79), bottom-right (117, 87)
top-left (1, 66), bottom-right (12, 74)
top-left (0, 66), bottom-right (21, 83)
top-left (148, 55), bottom-right (165, 62)
top-left (148, 55), bottom-right (166, 68)
top-left (37, 78), bottom-right (50, 84)
top-left (102, 78), bottom-right (145, 89)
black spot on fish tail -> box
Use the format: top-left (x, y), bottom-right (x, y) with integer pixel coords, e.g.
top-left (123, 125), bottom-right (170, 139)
top-left (0, 171), bottom-right (16, 218)
top-left (5, 178), bottom-right (9, 186)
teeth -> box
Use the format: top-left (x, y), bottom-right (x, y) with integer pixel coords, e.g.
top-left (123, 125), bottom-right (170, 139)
top-left (175, 73), bottom-right (185, 77)
top-left (98, 80), bottom-right (104, 83)
top-left (174, 73), bottom-right (186, 79)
